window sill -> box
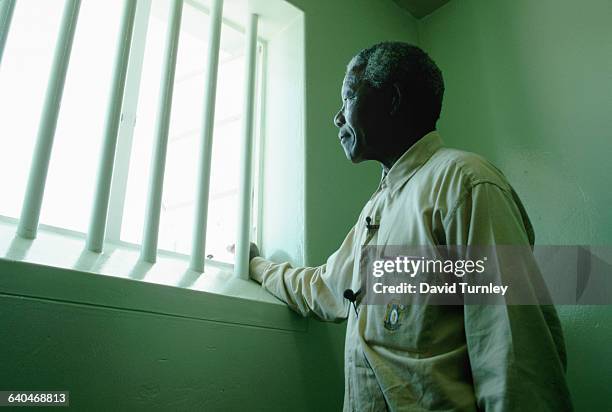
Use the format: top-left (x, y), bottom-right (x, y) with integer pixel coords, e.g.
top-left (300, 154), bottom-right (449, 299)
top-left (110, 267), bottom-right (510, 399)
top-left (0, 218), bottom-right (306, 332)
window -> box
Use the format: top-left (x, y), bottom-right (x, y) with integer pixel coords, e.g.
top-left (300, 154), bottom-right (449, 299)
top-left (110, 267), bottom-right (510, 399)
top-left (1, 0), bottom-right (124, 233)
top-left (0, 0), bottom-right (263, 266)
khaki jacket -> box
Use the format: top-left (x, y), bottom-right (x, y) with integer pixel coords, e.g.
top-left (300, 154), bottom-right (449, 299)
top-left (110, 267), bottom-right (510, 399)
top-left (250, 131), bottom-right (572, 411)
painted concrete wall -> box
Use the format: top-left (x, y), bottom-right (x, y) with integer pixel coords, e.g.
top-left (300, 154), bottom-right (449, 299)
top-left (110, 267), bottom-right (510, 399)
top-left (0, 293), bottom-right (343, 411)
top-left (418, 0), bottom-right (612, 410)
top-left (285, 0), bottom-right (420, 265)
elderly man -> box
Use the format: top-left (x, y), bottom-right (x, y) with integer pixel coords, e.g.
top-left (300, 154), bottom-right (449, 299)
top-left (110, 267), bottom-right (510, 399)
top-left (246, 42), bottom-right (572, 411)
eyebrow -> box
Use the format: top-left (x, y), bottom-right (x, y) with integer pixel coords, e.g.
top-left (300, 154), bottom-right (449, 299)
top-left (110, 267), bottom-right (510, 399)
top-left (341, 88), bottom-right (354, 100)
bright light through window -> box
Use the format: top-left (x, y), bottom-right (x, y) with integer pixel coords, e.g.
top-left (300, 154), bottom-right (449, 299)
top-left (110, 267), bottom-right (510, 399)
top-left (1, 0), bottom-right (60, 222)
top-left (121, 0), bottom-right (249, 262)
top-left (45, 2), bottom-right (124, 233)
top-left (0, 0), bottom-right (261, 265)
top-left (0, 0), bottom-right (123, 233)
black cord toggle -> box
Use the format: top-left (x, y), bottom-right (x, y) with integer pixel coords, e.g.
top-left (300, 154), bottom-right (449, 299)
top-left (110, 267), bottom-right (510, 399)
top-left (344, 288), bottom-right (361, 316)
top-left (365, 216), bottom-right (379, 231)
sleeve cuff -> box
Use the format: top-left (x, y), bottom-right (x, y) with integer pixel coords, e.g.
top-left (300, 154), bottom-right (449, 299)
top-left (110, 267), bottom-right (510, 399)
top-left (249, 256), bottom-right (272, 283)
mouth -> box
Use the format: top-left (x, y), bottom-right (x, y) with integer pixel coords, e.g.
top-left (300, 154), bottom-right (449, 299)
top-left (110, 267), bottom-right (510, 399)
top-left (339, 133), bottom-right (351, 141)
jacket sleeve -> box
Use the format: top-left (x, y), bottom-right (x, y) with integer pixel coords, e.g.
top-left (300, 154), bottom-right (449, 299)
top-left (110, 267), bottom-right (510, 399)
top-left (444, 182), bottom-right (572, 411)
top-left (248, 226), bottom-right (357, 322)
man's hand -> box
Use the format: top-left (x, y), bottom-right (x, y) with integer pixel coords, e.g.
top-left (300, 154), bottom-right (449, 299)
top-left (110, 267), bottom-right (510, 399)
top-left (226, 242), bottom-right (260, 261)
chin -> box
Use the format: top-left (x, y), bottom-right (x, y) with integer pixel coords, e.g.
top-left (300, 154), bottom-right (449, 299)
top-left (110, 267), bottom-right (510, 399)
top-left (341, 140), bottom-right (365, 163)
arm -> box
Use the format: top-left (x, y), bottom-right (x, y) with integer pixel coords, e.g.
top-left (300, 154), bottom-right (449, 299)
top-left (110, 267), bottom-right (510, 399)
top-left (445, 182), bottom-right (572, 411)
top-left (249, 226), bottom-right (357, 322)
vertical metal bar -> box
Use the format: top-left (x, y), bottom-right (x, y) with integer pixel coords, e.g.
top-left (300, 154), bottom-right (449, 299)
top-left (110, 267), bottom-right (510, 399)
top-left (105, 0), bottom-right (152, 243)
top-left (189, 0), bottom-right (224, 272)
top-left (234, 14), bottom-right (259, 279)
top-left (140, 0), bottom-right (183, 263)
top-left (86, 0), bottom-right (138, 252)
top-left (0, 0), bottom-right (16, 64)
top-left (17, 0), bottom-right (81, 239)
top-left (253, 42), bottom-right (266, 250)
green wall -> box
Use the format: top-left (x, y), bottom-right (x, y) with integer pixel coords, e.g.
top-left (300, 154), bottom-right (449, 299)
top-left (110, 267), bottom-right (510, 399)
top-left (418, 0), bottom-right (612, 410)
top-left (286, 0), bottom-right (420, 265)
top-left (0, 293), bottom-right (343, 411)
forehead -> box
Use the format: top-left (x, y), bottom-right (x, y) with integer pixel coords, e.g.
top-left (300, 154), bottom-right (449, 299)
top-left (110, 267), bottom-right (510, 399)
top-left (341, 68), bottom-right (365, 94)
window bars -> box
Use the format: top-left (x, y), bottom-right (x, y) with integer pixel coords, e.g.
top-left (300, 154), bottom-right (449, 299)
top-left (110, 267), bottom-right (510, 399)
top-left (0, 0), bottom-right (16, 64)
top-left (5, 0), bottom-right (260, 278)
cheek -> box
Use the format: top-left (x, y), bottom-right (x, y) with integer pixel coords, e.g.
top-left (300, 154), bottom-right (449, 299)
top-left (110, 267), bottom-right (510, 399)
top-left (345, 105), bottom-right (364, 133)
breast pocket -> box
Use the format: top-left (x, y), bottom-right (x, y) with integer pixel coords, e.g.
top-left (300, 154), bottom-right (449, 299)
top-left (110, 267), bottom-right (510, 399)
top-left (363, 302), bottom-right (434, 354)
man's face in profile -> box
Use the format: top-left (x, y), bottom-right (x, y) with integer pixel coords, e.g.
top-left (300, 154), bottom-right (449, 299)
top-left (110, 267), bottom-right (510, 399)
top-left (334, 68), bottom-right (388, 163)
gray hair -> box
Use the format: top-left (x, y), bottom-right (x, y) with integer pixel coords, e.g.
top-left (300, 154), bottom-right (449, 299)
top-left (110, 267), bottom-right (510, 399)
top-left (347, 42), bottom-right (444, 128)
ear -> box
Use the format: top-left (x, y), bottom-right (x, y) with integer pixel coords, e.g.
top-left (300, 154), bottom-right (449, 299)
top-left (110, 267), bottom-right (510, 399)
top-left (390, 83), bottom-right (402, 117)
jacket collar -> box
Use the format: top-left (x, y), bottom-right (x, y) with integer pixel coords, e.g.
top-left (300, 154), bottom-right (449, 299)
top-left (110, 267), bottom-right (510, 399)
top-left (380, 130), bottom-right (444, 195)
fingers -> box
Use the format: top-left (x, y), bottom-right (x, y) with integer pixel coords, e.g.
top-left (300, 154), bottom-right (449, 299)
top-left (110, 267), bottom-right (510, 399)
top-left (249, 242), bottom-right (260, 260)
top-left (226, 243), bottom-right (259, 258)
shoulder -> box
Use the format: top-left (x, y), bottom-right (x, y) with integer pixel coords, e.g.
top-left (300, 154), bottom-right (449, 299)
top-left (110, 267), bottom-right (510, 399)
top-left (426, 147), bottom-right (512, 193)
top-left (410, 146), bottom-right (518, 224)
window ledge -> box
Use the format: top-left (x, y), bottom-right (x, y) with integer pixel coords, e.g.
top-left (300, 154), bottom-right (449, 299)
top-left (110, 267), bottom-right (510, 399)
top-left (0, 218), bottom-right (306, 332)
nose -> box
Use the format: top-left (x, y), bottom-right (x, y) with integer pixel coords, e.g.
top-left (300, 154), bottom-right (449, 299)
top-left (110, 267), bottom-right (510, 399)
top-left (333, 108), bottom-right (345, 128)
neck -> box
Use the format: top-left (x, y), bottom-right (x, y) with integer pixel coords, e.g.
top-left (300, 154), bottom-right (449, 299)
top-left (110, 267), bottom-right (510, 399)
top-left (379, 127), bottom-right (434, 173)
